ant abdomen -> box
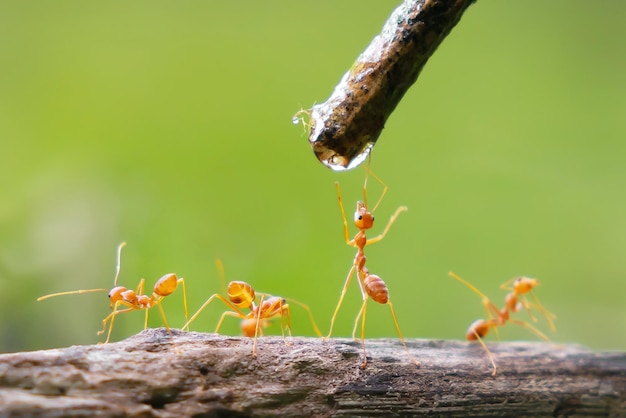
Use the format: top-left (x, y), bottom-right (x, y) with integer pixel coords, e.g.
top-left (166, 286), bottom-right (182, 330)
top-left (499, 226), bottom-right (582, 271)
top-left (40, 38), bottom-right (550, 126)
top-left (153, 273), bottom-right (179, 297)
top-left (467, 319), bottom-right (490, 340)
top-left (363, 273), bottom-right (389, 304)
top-left (228, 281), bottom-right (255, 309)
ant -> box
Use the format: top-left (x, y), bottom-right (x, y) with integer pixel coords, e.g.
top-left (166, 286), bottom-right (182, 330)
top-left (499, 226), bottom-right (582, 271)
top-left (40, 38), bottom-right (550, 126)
top-left (449, 271), bottom-right (556, 375)
top-left (37, 242), bottom-right (188, 343)
top-left (326, 166), bottom-right (419, 367)
top-left (182, 259), bottom-right (322, 356)
top-left (292, 108), bottom-right (312, 133)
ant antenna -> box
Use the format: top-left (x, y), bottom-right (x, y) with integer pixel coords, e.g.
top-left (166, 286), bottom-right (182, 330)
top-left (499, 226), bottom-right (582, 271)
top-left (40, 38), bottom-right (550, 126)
top-left (362, 154), bottom-right (388, 214)
top-left (216, 258), bottom-right (227, 295)
top-left (113, 241), bottom-right (126, 286)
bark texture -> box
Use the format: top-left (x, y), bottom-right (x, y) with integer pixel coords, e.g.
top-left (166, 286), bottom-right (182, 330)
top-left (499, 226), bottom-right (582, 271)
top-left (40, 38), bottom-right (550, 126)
top-left (1, 328), bottom-right (624, 417)
top-left (301, 0), bottom-right (475, 171)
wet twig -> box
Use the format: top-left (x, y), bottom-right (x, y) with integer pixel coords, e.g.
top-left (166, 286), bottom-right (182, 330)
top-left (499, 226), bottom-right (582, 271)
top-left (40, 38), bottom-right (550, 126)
top-left (297, 0), bottom-right (475, 171)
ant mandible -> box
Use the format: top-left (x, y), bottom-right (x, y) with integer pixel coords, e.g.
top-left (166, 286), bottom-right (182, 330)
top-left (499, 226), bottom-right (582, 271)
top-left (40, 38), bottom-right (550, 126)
top-left (326, 167), bottom-right (419, 367)
top-left (182, 259), bottom-right (322, 356)
top-left (449, 271), bottom-right (556, 375)
top-left (37, 242), bottom-right (188, 343)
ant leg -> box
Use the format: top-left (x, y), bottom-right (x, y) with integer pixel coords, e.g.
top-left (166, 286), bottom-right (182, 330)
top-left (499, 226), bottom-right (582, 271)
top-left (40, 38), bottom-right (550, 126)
top-left (98, 306), bottom-right (134, 337)
top-left (285, 305), bottom-right (293, 339)
top-left (214, 310), bottom-right (245, 333)
top-left (135, 278), bottom-right (145, 295)
top-left (156, 302), bottom-right (171, 334)
top-left (449, 272), bottom-right (503, 341)
top-left (281, 302), bottom-right (293, 339)
top-left (483, 298), bottom-right (501, 341)
top-left (99, 299), bottom-right (134, 334)
top-left (144, 307), bottom-right (150, 330)
top-left (449, 272), bottom-right (501, 319)
top-left (527, 293), bottom-right (557, 332)
top-left (358, 297), bottom-right (369, 368)
top-left (283, 298), bottom-right (322, 337)
top-left (470, 328), bottom-right (497, 376)
top-left (335, 182), bottom-right (352, 245)
top-left (387, 301), bottom-right (420, 366)
top-left (280, 302), bottom-right (293, 347)
top-left (183, 294), bottom-right (244, 331)
top-left (278, 302), bottom-right (286, 340)
top-left (177, 278), bottom-right (189, 322)
top-left (103, 300), bottom-right (132, 344)
top-left (184, 294), bottom-right (218, 331)
top-left (105, 301), bottom-right (121, 344)
top-left (325, 265), bottom-right (357, 339)
top-left (364, 166), bottom-right (388, 214)
top-left (351, 272), bottom-right (368, 340)
top-left (499, 277), bottom-right (519, 292)
top-left (365, 205), bottom-right (408, 245)
top-left (509, 319), bottom-right (551, 342)
top-left (351, 298), bottom-right (366, 341)
top-left (292, 108), bottom-right (312, 133)
top-left (156, 302), bottom-right (178, 352)
top-left (252, 295), bottom-right (265, 357)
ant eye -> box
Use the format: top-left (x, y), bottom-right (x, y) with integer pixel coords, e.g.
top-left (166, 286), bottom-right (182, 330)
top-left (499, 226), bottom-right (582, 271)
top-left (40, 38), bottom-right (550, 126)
top-left (372, 216), bottom-right (375, 221)
top-left (358, 215), bottom-right (363, 220)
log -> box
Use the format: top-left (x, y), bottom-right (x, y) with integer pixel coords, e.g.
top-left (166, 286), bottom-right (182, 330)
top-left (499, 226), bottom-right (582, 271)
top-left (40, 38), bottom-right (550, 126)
top-left (1, 328), bottom-right (624, 417)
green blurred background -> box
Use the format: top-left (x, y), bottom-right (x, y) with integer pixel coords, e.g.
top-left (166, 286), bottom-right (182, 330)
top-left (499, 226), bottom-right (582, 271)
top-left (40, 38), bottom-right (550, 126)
top-left (1, 1), bottom-right (625, 353)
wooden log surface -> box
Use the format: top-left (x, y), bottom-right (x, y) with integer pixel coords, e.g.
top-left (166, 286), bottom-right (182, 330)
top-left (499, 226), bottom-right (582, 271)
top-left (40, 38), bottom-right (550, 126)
top-left (1, 328), bottom-right (624, 417)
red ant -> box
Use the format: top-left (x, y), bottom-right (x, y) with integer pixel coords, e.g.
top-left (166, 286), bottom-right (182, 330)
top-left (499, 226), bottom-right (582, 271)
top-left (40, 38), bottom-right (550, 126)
top-left (37, 242), bottom-right (188, 343)
top-left (326, 168), bottom-right (419, 367)
top-left (182, 259), bottom-right (322, 356)
top-left (449, 272), bottom-right (556, 375)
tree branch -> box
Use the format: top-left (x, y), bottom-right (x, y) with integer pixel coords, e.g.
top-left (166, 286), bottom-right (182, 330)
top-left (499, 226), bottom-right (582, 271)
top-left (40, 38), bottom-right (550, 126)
top-left (298, 0), bottom-right (475, 171)
top-left (1, 329), bottom-right (624, 417)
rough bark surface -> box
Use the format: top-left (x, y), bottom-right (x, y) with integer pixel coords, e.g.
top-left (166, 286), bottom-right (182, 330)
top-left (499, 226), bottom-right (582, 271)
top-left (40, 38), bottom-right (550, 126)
top-left (1, 328), bottom-right (624, 417)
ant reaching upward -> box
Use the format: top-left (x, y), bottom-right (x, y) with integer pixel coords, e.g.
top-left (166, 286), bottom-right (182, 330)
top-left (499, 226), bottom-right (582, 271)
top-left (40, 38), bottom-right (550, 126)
top-left (182, 259), bottom-right (322, 356)
top-left (37, 242), bottom-right (188, 343)
top-left (449, 272), bottom-right (556, 375)
top-left (326, 166), bottom-right (419, 367)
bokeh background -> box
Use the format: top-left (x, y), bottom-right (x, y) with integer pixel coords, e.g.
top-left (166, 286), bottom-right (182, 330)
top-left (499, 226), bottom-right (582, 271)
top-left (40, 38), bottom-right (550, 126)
top-left (1, 1), bottom-right (625, 353)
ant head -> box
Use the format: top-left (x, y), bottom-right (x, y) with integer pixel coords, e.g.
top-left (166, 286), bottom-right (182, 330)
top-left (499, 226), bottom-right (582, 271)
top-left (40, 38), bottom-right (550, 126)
top-left (107, 286), bottom-right (132, 307)
top-left (512, 277), bottom-right (539, 295)
top-left (108, 286), bottom-right (125, 301)
top-left (228, 281), bottom-right (255, 309)
top-left (354, 201), bottom-right (374, 230)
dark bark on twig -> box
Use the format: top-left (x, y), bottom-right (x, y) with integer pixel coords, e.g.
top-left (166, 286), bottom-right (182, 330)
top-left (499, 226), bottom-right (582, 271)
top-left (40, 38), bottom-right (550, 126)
top-left (1, 329), bottom-right (624, 417)
top-left (299, 0), bottom-right (475, 171)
